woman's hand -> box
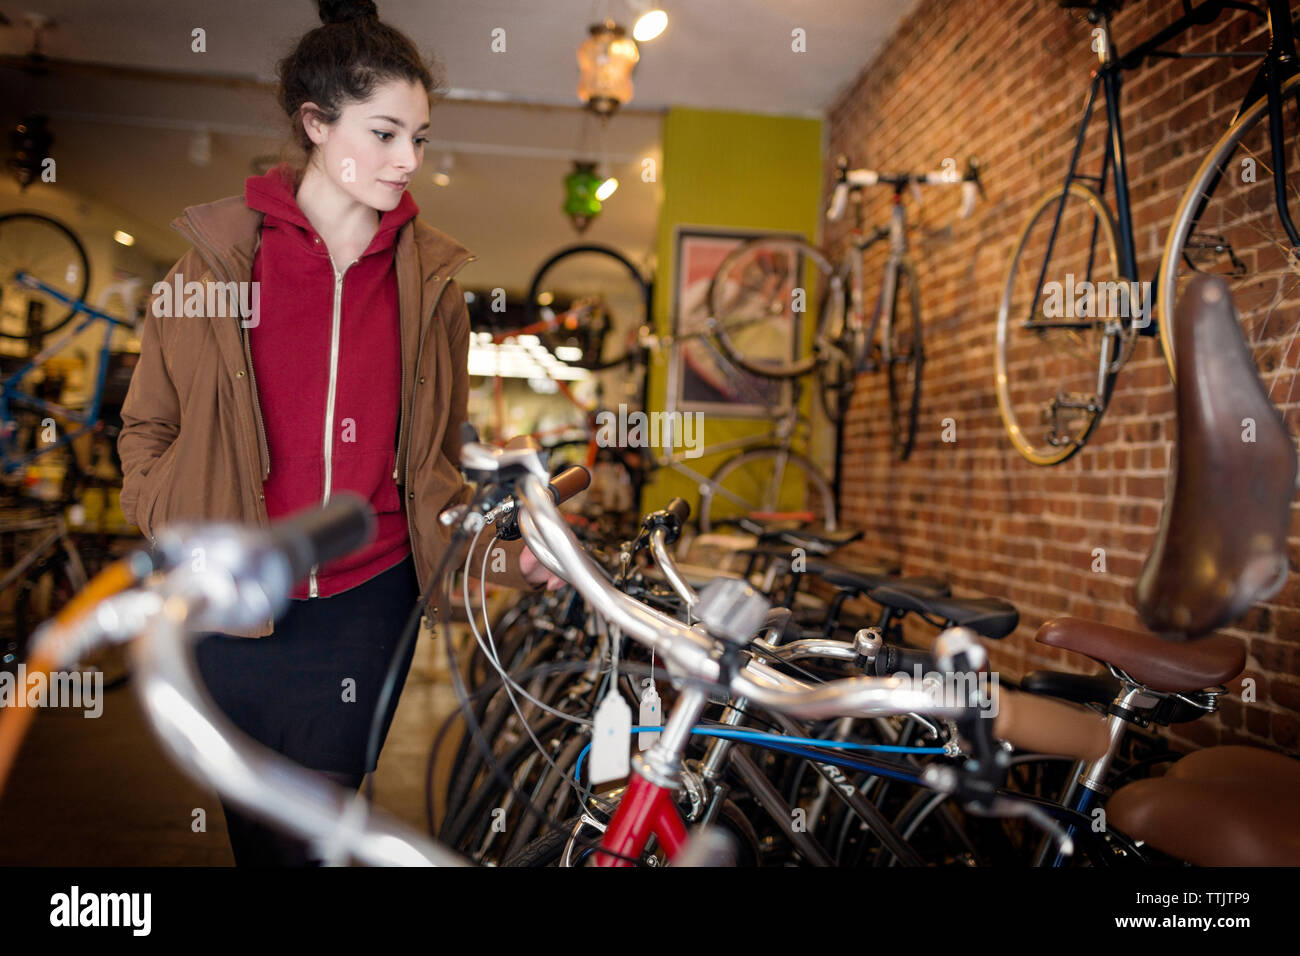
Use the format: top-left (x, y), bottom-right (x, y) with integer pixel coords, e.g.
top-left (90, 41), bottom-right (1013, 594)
top-left (519, 544), bottom-right (565, 591)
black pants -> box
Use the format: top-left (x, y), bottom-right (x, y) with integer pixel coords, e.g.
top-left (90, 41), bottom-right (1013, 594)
top-left (195, 554), bottom-right (421, 866)
top-left (219, 770), bottom-right (364, 867)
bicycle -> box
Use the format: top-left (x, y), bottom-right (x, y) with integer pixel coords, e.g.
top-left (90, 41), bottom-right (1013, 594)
top-left (706, 155), bottom-right (982, 461)
top-left (995, 0), bottom-right (1300, 465)
top-left (442, 449), bottom-right (1115, 866)
top-left (513, 243), bottom-right (839, 534)
top-left (1, 267), bottom-right (142, 490)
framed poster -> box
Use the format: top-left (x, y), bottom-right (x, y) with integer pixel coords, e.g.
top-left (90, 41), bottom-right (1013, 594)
top-left (670, 226), bottom-right (801, 417)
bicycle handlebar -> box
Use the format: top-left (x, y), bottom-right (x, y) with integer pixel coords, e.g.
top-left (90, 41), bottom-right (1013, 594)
top-left (510, 464), bottom-right (1001, 725)
top-left (134, 603), bottom-right (464, 866)
top-left (268, 493), bottom-right (375, 583)
top-left (827, 156), bottom-right (983, 223)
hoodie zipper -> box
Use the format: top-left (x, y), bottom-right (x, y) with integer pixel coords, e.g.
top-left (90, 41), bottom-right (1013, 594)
top-left (401, 254), bottom-right (476, 599)
top-left (309, 252), bottom-right (359, 597)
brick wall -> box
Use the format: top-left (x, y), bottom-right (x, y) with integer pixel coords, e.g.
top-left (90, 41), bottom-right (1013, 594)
top-left (824, 0), bottom-right (1298, 752)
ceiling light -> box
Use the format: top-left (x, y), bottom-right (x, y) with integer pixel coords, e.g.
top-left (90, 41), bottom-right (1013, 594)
top-left (536, 291), bottom-right (554, 307)
top-left (113, 230), bottom-right (134, 247)
top-left (595, 177), bottom-right (619, 201)
top-left (577, 20), bottom-right (640, 117)
top-left (633, 9), bottom-right (667, 42)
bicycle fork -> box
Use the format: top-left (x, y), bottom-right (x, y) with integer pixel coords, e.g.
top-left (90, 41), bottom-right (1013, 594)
top-left (593, 685), bottom-right (710, 866)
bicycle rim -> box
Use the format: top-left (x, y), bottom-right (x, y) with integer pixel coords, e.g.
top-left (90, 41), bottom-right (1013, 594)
top-left (707, 237), bottom-right (832, 379)
top-left (1159, 71), bottom-right (1300, 447)
top-left (697, 445), bottom-right (837, 533)
top-left (524, 243), bottom-right (650, 372)
top-left (886, 261), bottom-right (924, 460)
top-left (0, 213), bottom-right (90, 341)
top-left (816, 270), bottom-right (855, 424)
top-left (995, 183), bottom-right (1126, 466)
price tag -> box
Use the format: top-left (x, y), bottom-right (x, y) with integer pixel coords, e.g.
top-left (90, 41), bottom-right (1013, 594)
top-left (638, 679), bottom-right (661, 750)
top-left (589, 689), bottom-right (631, 785)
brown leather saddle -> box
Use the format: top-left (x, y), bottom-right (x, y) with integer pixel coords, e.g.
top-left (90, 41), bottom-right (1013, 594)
top-left (1106, 275), bottom-right (1300, 864)
top-left (1133, 274), bottom-right (1296, 640)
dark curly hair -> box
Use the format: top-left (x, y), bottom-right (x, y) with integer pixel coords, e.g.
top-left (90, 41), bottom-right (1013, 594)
top-left (276, 0), bottom-right (445, 159)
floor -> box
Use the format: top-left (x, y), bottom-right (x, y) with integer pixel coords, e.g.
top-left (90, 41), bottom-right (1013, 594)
top-left (0, 622), bottom-right (465, 866)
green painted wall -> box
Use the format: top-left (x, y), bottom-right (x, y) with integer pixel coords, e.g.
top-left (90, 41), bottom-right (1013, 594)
top-left (642, 107), bottom-right (826, 520)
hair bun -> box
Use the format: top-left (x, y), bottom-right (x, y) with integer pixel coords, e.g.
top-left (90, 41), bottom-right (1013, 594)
top-left (318, 0), bottom-right (379, 25)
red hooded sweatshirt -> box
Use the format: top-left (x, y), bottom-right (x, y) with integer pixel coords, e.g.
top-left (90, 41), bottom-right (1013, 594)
top-left (244, 163), bottom-right (418, 599)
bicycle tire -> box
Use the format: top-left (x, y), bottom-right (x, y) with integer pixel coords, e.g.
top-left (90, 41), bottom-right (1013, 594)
top-left (815, 271), bottom-right (856, 424)
top-left (697, 444), bottom-right (838, 533)
top-left (502, 732), bottom-right (589, 861)
top-left (1158, 71), bottom-right (1300, 400)
top-left (0, 212), bottom-right (91, 341)
top-left (886, 260), bottom-right (924, 460)
top-left (707, 236), bottom-right (835, 379)
top-left (994, 182), bottom-right (1125, 466)
top-left (502, 817), bottom-right (574, 867)
top-left (524, 243), bottom-right (650, 372)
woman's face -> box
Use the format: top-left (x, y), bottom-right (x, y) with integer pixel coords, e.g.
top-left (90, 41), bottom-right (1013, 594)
top-left (302, 77), bottom-right (429, 211)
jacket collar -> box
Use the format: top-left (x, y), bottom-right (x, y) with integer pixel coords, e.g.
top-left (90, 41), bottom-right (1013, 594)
top-left (170, 186), bottom-right (473, 288)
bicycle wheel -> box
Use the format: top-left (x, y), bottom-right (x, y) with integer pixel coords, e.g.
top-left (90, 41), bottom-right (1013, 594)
top-left (1160, 71), bottom-right (1300, 433)
top-left (697, 445), bottom-right (837, 533)
top-left (524, 244), bottom-right (650, 372)
top-left (708, 237), bottom-right (834, 379)
top-left (886, 260), bottom-right (924, 460)
top-left (995, 183), bottom-right (1129, 465)
top-left (0, 213), bottom-right (91, 341)
top-left (816, 271), bottom-right (856, 424)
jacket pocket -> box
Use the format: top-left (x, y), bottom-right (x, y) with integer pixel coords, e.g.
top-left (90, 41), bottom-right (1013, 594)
top-left (140, 439), bottom-right (182, 538)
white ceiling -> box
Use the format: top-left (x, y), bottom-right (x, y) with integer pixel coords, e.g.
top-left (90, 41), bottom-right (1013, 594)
top-left (0, 0), bottom-right (916, 292)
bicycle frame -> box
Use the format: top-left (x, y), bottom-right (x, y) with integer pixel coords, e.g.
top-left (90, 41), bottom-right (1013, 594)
top-left (1, 271), bottom-right (135, 475)
top-left (1032, 0), bottom-right (1299, 338)
top-left (840, 192), bottom-right (912, 372)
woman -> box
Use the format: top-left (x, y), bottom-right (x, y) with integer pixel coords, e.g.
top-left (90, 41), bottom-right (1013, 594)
top-left (117, 0), bottom-right (560, 865)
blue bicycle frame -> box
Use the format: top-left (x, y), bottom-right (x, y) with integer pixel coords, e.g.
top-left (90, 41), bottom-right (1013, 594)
top-left (0, 270), bottom-right (134, 476)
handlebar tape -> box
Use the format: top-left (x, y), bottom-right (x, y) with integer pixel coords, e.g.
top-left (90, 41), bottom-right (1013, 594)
top-left (992, 688), bottom-right (1110, 761)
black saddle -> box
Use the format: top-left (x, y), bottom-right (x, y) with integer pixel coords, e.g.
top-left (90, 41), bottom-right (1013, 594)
top-left (867, 585), bottom-right (1020, 640)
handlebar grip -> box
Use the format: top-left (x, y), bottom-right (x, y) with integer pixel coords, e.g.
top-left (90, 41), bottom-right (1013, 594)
top-left (548, 465), bottom-right (591, 505)
top-left (873, 644), bottom-right (932, 677)
top-left (267, 492), bottom-right (375, 584)
top-left (992, 688), bottom-right (1110, 761)
top-left (665, 497), bottom-right (691, 526)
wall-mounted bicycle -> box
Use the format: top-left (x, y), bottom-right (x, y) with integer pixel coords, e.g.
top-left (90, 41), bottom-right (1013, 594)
top-left (995, 0), bottom-right (1299, 465)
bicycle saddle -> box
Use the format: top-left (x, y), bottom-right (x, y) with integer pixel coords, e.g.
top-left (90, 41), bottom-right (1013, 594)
top-left (867, 586), bottom-right (1020, 640)
top-left (762, 524), bottom-right (864, 555)
top-left (1134, 275), bottom-right (1296, 640)
top-left (1107, 746), bottom-right (1300, 865)
top-left (1035, 617), bottom-right (1244, 693)
top-left (803, 558), bottom-right (949, 598)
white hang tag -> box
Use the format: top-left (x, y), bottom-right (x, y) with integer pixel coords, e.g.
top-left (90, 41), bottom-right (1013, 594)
top-left (589, 689), bottom-right (632, 785)
top-left (638, 679), bottom-right (661, 751)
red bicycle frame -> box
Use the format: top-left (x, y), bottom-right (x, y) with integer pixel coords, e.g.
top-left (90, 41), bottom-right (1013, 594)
top-left (592, 773), bottom-right (688, 867)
